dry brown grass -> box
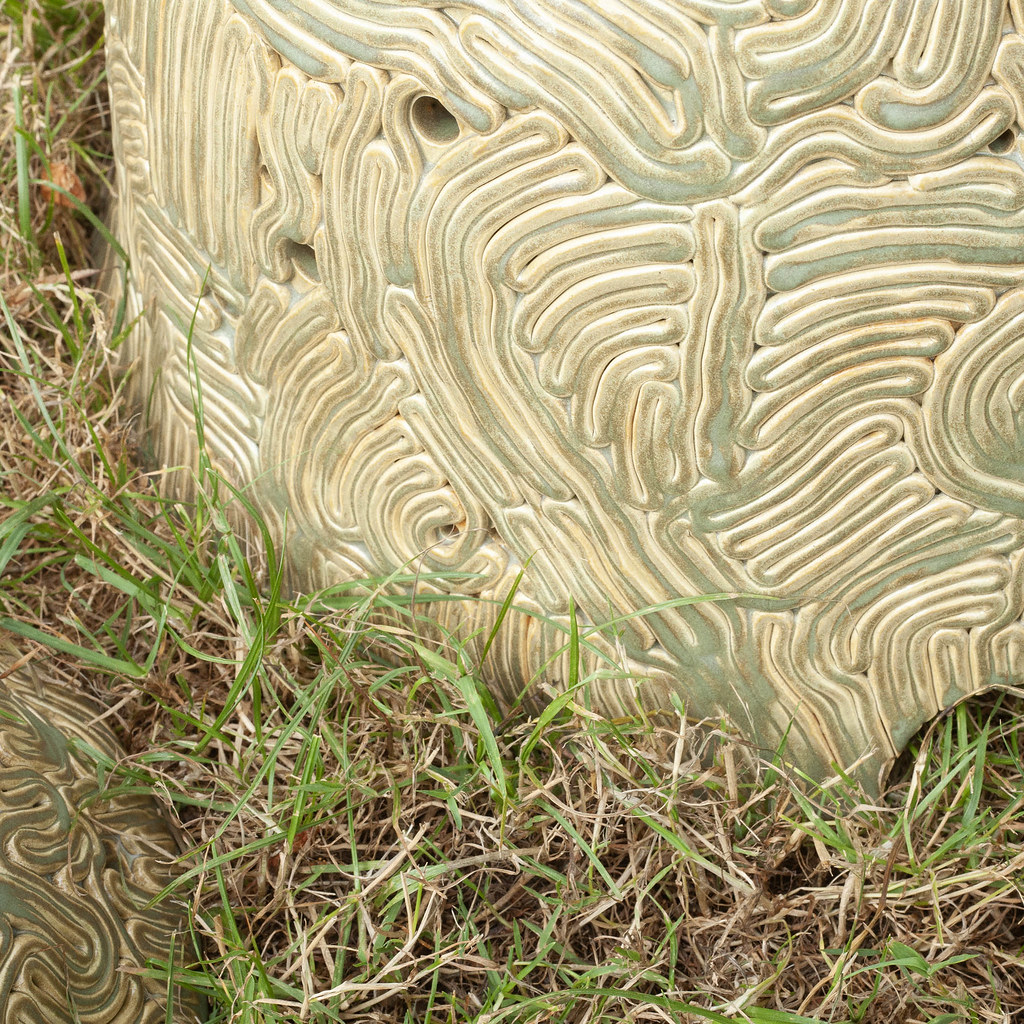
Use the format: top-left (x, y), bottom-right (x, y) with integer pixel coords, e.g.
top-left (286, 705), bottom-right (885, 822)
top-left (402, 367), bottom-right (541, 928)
top-left (2, 3), bottom-right (1023, 1022)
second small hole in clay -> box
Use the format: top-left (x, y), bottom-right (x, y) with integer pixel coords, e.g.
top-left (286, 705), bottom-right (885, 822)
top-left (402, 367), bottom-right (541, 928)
top-left (988, 128), bottom-right (1017, 154)
top-left (411, 96), bottom-right (460, 145)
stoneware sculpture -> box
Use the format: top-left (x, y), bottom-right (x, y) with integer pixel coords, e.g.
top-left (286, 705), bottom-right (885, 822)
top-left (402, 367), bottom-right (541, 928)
top-left (0, 654), bottom-right (201, 1022)
top-left (103, 0), bottom-right (1024, 786)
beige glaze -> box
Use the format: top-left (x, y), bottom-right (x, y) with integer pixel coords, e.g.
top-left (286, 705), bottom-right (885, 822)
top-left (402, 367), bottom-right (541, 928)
top-left (103, 0), bottom-right (1024, 785)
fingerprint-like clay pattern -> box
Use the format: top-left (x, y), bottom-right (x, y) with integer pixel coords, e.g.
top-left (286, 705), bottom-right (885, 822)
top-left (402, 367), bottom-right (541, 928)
top-left (103, 0), bottom-right (1024, 785)
top-left (0, 658), bottom-right (200, 1023)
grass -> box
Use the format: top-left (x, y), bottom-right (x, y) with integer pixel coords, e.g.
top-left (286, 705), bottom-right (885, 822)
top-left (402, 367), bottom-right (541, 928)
top-left (2, 2), bottom-right (1024, 1022)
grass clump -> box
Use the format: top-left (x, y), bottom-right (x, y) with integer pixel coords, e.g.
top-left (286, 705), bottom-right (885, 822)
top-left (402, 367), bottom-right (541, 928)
top-left (2, 2), bottom-right (1024, 1022)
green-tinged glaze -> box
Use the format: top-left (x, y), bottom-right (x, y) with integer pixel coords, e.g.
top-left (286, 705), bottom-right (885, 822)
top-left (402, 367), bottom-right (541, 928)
top-left (102, 0), bottom-right (1024, 787)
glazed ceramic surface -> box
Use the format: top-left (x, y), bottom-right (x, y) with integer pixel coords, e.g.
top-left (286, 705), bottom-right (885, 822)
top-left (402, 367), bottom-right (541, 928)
top-left (0, 658), bottom-right (200, 1023)
top-left (103, 0), bottom-right (1024, 783)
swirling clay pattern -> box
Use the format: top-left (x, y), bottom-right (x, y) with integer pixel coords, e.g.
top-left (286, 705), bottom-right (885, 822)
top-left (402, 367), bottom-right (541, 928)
top-left (103, 0), bottom-right (1024, 785)
top-left (0, 658), bottom-right (200, 1023)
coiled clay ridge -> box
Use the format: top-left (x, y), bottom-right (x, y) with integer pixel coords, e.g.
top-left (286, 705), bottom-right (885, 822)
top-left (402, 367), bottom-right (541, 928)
top-left (104, 0), bottom-right (1024, 785)
top-left (0, 657), bottom-right (200, 1023)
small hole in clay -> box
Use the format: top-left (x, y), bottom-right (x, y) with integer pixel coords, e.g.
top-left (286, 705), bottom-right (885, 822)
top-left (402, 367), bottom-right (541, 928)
top-left (988, 128), bottom-right (1017, 154)
top-left (290, 242), bottom-right (320, 281)
top-left (411, 96), bottom-right (460, 145)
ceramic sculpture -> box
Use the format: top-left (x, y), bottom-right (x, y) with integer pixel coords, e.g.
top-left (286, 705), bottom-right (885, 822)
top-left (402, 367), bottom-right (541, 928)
top-left (0, 655), bottom-right (200, 1022)
top-left (102, 0), bottom-right (1024, 785)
